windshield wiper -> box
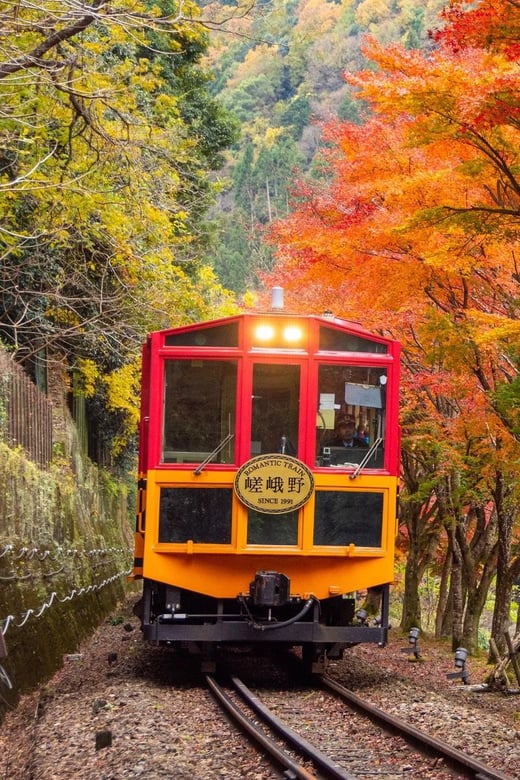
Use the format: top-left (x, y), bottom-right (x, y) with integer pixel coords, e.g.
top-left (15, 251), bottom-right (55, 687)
top-left (350, 437), bottom-right (383, 480)
top-left (194, 433), bottom-right (234, 475)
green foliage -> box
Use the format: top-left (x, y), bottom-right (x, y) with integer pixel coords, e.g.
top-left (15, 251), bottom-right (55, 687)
top-left (276, 95), bottom-right (312, 138)
top-left (210, 217), bottom-right (254, 294)
top-left (232, 135), bottom-right (303, 222)
top-left (221, 75), bottom-right (279, 122)
top-left (337, 91), bottom-right (367, 124)
top-left (494, 373), bottom-right (520, 435)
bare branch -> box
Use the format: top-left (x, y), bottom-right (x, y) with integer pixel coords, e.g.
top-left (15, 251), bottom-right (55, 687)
top-left (0, 1), bottom-right (109, 79)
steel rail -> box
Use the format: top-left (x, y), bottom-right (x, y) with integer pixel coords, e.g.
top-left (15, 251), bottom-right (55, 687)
top-left (230, 675), bottom-right (358, 780)
top-left (206, 674), bottom-right (317, 780)
top-left (206, 674), bottom-right (357, 780)
top-left (321, 674), bottom-right (516, 780)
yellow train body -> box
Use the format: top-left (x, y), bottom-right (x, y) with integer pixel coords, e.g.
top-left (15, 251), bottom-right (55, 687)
top-left (140, 469), bottom-right (397, 600)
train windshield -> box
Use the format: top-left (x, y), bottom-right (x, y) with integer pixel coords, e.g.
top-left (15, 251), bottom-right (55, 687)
top-left (316, 364), bottom-right (387, 468)
top-left (162, 359), bottom-right (237, 464)
top-left (251, 363), bottom-right (300, 457)
top-left (246, 363), bottom-right (301, 545)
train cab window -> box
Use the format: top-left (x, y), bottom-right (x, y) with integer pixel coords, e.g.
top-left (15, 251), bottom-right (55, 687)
top-left (314, 491), bottom-right (383, 547)
top-left (316, 365), bottom-right (387, 468)
top-left (162, 359), bottom-right (237, 464)
top-left (251, 363), bottom-right (300, 457)
top-left (164, 321), bottom-right (238, 347)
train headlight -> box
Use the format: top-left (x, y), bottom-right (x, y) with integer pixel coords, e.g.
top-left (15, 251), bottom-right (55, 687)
top-left (283, 325), bottom-right (303, 343)
top-left (254, 323), bottom-right (304, 345)
top-left (255, 324), bottom-right (275, 341)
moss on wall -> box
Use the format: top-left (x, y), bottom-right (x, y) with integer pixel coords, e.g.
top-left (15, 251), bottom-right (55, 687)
top-left (0, 442), bottom-right (135, 719)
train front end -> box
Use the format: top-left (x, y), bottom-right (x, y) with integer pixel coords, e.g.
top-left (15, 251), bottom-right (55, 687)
top-left (132, 309), bottom-right (400, 669)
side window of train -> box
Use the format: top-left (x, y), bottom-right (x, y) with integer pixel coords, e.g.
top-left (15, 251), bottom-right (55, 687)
top-left (316, 364), bottom-right (387, 468)
top-left (162, 359), bottom-right (238, 464)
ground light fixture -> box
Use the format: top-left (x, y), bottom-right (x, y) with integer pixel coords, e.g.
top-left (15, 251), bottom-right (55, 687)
top-left (401, 626), bottom-right (422, 660)
top-left (447, 647), bottom-right (470, 684)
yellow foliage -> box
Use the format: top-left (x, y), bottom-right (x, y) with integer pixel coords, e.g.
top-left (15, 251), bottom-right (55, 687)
top-left (293, 0), bottom-right (342, 35)
top-left (45, 307), bottom-right (81, 326)
top-left (242, 290), bottom-right (259, 310)
top-left (226, 43), bottom-right (283, 89)
top-left (264, 127), bottom-right (285, 147)
top-left (75, 359), bottom-right (100, 399)
top-left (0, 0), bottom-right (239, 466)
top-left (355, 0), bottom-right (391, 27)
top-left (103, 361), bottom-right (141, 428)
top-left (101, 361), bottom-right (142, 456)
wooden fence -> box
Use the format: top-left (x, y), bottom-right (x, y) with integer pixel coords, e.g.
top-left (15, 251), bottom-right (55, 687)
top-left (0, 350), bottom-right (53, 469)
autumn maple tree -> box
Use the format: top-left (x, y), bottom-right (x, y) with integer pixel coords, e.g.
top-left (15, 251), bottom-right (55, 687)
top-left (266, 0), bottom-right (520, 651)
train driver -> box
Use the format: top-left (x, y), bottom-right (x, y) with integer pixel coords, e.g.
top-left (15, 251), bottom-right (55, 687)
top-left (325, 420), bottom-right (368, 448)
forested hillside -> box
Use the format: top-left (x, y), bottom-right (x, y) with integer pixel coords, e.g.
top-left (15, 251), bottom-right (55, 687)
top-left (201, 0), bottom-right (447, 291)
top-left (0, 0), bottom-right (447, 458)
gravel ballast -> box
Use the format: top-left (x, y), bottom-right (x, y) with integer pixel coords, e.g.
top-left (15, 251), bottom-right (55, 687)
top-left (1, 598), bottom-right (519, 779)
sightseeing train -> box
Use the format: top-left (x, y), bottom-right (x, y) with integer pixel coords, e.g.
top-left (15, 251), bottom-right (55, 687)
top-left (132, 292), bottom-right (400, 670)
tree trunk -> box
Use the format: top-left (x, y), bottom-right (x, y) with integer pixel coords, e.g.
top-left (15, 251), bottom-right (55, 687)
top-left (363, 586), bottom-right (383, 616)
top-left (435, 533), bottom-right (452, 638)
top-left (490, 467), bottom-right (514, 657)
top-left (449, 527), bottom-right (464, 650)
top-left (456, 509), bottom-right (497, 655)
top-left (400, 542), bottom-right (423, 630)
top-left (265, 177), bottom-right (272, 222)
top-left (462, 566), bottom-right (494, 655)
top-left (398, 450), bottom-right (443, 634)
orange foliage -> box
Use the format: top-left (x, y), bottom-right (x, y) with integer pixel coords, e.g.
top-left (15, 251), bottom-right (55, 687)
top-left (434, 0), bottom-right (520, 59)
top-left (267, 0), bottom-right (520, 348)
top-left (264, 0), bottom-right (520, 504)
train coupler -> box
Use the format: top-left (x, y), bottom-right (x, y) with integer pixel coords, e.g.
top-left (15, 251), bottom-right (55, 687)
top-left (249, 571), bottom-right (290, 607)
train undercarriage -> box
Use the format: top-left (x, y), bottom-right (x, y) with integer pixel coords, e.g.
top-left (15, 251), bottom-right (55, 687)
top-left (135, 574), bottom-right (390, 672)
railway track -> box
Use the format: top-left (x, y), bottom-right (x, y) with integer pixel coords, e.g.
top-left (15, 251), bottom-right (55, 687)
top-left (206, 672), bottom-right (516, 780)
top-left (206, 673), bottom-right (351, 780)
